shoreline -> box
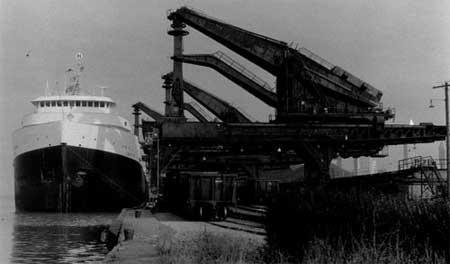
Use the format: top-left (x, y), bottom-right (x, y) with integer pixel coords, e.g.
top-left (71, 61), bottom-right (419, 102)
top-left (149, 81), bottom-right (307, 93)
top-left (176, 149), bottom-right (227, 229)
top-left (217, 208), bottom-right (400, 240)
top-left (103, 209), bottom-right (265, 263)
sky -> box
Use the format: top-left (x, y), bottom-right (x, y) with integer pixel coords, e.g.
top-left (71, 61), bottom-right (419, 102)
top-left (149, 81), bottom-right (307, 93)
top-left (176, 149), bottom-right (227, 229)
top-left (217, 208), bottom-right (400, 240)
top-left (1, 0), bottom-right (450, 196)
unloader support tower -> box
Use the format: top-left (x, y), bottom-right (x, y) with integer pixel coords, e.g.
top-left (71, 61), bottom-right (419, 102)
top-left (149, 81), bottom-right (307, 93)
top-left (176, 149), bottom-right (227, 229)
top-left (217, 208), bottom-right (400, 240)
top-left (166, 18), bottom-right (189, 119)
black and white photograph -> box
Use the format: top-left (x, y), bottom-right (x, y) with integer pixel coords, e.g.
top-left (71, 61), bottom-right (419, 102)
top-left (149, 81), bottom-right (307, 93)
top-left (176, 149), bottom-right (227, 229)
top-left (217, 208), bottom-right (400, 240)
top-left (1, 0), bottom-right (450, 263)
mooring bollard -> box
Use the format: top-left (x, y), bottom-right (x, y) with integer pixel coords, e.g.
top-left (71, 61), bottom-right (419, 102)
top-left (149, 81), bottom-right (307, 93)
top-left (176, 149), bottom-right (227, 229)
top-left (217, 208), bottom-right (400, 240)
top-left (135, 210), bottom-right (141, 218)
top-left (124, 228), bottom-right (134, 241)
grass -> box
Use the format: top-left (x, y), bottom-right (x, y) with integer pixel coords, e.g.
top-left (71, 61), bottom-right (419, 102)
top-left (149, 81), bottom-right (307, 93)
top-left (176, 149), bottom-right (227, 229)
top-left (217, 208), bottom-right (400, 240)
top-left (158, 188), bottom-right (449, 263)
top-left (301, 238), bottom-right (445, 264)
top-left (158, 231), bottom-right (264, 264)
top-left (157, 230), bottom-right (446, 264)
top-left (265, 188), bottom-right (450, 263)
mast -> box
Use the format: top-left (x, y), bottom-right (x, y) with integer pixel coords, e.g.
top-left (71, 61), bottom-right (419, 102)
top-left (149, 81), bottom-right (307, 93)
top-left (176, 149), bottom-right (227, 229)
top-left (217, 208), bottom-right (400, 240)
top-left (65, 52), bottom-right (84, 95)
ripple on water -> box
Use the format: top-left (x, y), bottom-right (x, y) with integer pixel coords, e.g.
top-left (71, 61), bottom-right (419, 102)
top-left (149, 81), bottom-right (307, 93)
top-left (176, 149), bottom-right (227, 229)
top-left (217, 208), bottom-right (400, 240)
top-left (1, 211), bottom-right (116, 264)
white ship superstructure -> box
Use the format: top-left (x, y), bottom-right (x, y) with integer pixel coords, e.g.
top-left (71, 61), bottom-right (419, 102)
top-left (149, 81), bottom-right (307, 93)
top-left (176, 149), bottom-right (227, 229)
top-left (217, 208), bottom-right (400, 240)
top-left (13, 55), bottom-right (146, 212)
top-left (13, 94), bottom-right (141, 162)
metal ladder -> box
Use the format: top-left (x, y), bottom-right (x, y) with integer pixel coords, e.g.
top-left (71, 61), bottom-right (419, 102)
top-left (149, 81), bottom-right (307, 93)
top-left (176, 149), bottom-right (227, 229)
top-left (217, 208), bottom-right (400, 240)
top-left (398, 156), bottom-right (445, 198)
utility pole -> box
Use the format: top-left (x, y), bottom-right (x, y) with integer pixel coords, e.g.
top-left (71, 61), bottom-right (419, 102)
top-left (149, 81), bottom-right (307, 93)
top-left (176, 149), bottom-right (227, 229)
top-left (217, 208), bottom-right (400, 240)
top-left (432, 81), bottom-right (450, 262)
top-left (433, 82), bottom-right (450, 199)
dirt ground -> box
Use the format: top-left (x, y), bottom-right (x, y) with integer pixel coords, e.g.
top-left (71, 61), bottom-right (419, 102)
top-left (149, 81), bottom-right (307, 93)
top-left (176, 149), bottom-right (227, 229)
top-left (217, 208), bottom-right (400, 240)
top-left (103, 211), bottom-right (265, 263)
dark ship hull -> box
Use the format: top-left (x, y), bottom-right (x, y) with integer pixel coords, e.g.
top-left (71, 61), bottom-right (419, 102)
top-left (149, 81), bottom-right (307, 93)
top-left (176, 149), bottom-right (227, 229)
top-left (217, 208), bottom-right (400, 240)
top-left (14, 144), bottom-right (146, 212)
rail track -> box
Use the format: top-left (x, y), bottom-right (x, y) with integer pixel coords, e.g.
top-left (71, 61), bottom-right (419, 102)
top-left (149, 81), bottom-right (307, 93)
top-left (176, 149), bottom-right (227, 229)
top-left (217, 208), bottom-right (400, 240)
top-left (209, 217), bottom-right (265, 235)
top-left (208, 205), bottom-right (267, 235)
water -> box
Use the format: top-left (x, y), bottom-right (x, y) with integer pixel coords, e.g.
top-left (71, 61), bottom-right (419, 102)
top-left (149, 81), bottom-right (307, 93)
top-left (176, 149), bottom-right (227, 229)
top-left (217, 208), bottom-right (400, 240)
top-left (0, 196), bottom-right (117, 263)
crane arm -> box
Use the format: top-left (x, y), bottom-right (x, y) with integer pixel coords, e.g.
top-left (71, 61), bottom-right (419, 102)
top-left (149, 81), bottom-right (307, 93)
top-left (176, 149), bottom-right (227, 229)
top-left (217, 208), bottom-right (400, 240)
top-left (183, 102), bottom-right (210, 122)
top-left (132, 102), bottom-right (166, 122)
top-left (168, 6), bottom-right (287, 75)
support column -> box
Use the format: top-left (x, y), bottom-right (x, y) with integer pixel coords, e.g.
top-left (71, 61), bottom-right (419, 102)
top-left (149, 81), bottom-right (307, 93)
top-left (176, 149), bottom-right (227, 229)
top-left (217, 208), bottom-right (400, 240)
top-left (297, 142), bottom-right (335, 185)
top-left (163, 76), bottom-right (173, 116)
top-left (167, 19), bottom-right (189, 118)
top-left (275, 63), bottom-right (290, 121)
top-left (250, 165), bottom-right (260, 204)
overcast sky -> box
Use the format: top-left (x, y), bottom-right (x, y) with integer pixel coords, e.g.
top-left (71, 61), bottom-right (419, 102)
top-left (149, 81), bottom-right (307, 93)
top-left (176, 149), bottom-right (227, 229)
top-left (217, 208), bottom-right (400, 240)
top-left (1, 0), bottom-right (450, 196)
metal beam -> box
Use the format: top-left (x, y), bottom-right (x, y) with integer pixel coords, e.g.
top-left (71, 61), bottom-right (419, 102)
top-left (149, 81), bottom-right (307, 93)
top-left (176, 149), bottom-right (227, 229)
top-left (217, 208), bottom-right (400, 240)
top-left (174, 52), bottom-right (278, 107)
top-left (168, 7), bottom-right (287, 75)
top-left (133, 102), bottom-right (166, 122)
top-left (168, 7), bottom-right (384, 118)
top-left (183, 102), bottom-right (209, 122)
top-left (155, 121), bottom-right (446, 158)
top-left (163, 73), bottom-right (252, 123)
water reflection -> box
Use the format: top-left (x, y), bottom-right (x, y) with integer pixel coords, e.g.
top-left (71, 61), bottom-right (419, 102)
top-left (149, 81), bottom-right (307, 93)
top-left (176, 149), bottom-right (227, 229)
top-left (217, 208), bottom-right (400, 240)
top-left (1, 199), bottom-right (116, 264)
top-left (0, 212), bottom-right (14, 264)
top-left (12, 224), bottom-right (105, 263)
top-left (0, 196), bottom-right (15, 264)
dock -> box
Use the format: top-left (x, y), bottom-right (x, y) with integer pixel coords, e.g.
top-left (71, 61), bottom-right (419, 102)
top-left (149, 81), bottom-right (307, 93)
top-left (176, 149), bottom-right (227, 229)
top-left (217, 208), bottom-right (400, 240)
top-left (103, 209), bottom-right (265, 263)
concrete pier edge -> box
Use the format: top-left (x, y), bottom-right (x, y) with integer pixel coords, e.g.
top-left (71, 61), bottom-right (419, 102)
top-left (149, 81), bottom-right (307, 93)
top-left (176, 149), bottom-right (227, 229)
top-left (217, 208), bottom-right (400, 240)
top-left (103, 208), bottom-right (175, 263)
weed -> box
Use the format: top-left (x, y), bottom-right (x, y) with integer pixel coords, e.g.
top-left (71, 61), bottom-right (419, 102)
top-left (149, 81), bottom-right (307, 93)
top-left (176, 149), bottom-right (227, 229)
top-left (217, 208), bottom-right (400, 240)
top-left (265, 188), bottom-right (449, 263)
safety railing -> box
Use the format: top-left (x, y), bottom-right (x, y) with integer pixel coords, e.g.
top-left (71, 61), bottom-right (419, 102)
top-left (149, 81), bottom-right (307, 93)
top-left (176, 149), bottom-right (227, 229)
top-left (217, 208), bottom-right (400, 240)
top-left (398, 156), bottom-right (438, 171)
top-left (295, 102), bottom-right (394, 116)
top-left (187, 101), bottom-right (213, 121)
top-left (434, 159), bottom-right (448, 170)
top-left (288, 43), bottom-right (335, 71)
top-left (297, 48), bottom-right (335, 70)
top-left (213, 51), bottom-right (275, 92)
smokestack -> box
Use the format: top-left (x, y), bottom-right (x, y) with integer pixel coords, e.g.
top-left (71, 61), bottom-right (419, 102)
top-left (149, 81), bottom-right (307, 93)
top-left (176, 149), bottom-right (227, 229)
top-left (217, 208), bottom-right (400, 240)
top-left (403, 144), bottom-right (408, 160)
top-left (353, 158), bottom-right (359, 176)
top-left (403, 119), bottom-right (415, 160)
top-left (369, 158), bottom-right (377, 174)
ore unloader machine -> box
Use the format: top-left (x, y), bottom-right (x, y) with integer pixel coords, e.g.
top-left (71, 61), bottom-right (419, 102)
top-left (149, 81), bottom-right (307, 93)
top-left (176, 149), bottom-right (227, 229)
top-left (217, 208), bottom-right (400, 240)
top-left (133, 7), bottom-right (446, 218)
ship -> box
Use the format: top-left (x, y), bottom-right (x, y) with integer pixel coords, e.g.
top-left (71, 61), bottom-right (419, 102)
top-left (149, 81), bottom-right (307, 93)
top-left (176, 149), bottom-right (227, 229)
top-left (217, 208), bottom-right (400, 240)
top-left (13, 54), bottom-right (147, 212)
